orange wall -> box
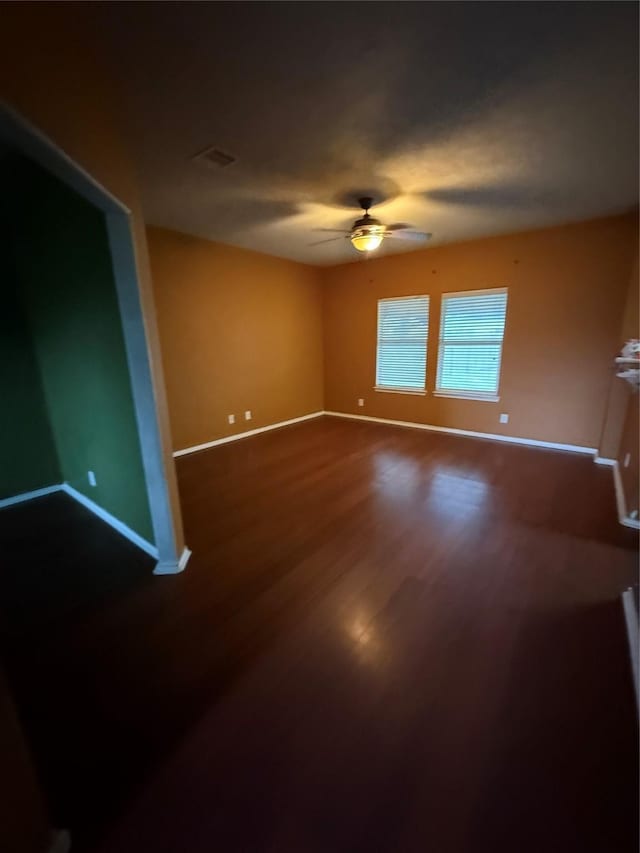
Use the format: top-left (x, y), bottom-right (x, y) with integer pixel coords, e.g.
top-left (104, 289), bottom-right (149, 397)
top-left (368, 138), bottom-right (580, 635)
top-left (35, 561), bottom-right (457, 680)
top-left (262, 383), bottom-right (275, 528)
top-left (322, 214), bottom-right (638, 449)
top-left (147, 227), bottom-right (324, 450)
top-left (3, 5), bottom-right (636, 500)
top-left (620, 249), bottom-right (639, 343)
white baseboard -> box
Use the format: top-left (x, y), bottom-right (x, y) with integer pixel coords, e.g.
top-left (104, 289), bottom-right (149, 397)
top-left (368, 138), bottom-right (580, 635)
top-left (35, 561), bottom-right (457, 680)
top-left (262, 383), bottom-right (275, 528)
top-left (175, 409), bottom-right (598, 458)
top-left (621, 587), bottom-right (639, 716)
top-left (0, 483), bottom-right (159, 556)
top-left (60, 483), bottom-right (159, 558)
top-left (153, 546), bottom-right (192, 575)
top-left (594, 456), bottom-right (616, 466)
top-left (324, 411), bottom-right (597, 455)
top-left (173, 411), bottom-right (325, 457)
top-left (0, 481), bottom-right (195, 571)
top-left (326, 412), bottom-right (640, 528)
top-left (0, 484), bottom-right (63, 509)
top-left (171, 408), bottom-right (636, 531)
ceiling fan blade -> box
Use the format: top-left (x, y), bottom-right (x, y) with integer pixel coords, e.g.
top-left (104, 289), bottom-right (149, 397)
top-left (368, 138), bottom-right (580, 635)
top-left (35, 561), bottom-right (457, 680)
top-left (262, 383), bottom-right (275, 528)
top-left (308, 236), bottom-right (348, 246)
top-left (386, 222), bottom-right (413, 231)
top-left (385, 231), bottom-right (432, 242)
top-left (312, 228), bottom-right (352, 233)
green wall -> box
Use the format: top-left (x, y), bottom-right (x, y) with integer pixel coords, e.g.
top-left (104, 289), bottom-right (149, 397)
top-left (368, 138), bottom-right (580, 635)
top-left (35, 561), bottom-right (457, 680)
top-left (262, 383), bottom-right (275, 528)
top-left (7, 157), bottom-right (154, 542)
top-left (0, 253), bottom-right (61, 498)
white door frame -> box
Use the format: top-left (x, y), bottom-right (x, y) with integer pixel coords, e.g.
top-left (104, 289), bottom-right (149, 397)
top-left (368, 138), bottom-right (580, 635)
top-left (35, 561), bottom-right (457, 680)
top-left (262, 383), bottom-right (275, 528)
top-left (1, 103), bottom-right (190, 574)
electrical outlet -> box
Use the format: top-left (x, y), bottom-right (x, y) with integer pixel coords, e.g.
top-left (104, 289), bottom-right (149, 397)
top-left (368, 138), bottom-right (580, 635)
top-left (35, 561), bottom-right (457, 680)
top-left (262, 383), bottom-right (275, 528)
top-left (245, 410), bottom-right (252, 421)
top-left (499, 413), bottom-right (509, 424)
top-left (624, 452), bottom-right (631, 468)
top-left (88, 470), bottom-right (97, 487)
top-left (228, 414), bottom-right (235, 425)
top-left (358, 398), bottom-right (364, 407)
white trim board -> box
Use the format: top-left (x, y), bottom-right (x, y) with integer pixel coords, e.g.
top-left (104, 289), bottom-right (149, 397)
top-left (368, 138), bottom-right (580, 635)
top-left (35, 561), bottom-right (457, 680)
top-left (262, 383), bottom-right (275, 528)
top-left (595, 457), bottom-right (639, 529)
top-left (2, 103), bottom-right (187, 575)
top-left (1, 104), bottom-right (128, 215)
top-left (172, 409), bottom-right (636, 531)
top-left (0, 484), bottom-right (63, 509)
top-left (60, 485), bottom-right (191, 571)
top-left (60, 484), bottom-right (159, 558)
top-left (621, 587), bottom-right (639, 716)
top-left (173, 411), bottom-right (325, 457)
top-left (611, 462), bottom-right (640, 530)
top-left (154, 546), bottom-right (192, 575)
top-left (0, 481), bottom-right (170, 564)
top-left (324, 411), bottom-right (597, 455)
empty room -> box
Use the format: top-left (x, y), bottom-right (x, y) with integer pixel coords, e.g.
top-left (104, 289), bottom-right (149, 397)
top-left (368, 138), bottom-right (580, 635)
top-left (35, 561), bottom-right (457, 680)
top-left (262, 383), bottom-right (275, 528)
top-left (1, 3), bottom-right (638, 853)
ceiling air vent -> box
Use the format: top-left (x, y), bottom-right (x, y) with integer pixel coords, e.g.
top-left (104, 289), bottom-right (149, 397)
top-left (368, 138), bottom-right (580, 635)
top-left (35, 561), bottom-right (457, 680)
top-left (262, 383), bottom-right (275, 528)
top-left (191, 145), bottom-right (237, 169)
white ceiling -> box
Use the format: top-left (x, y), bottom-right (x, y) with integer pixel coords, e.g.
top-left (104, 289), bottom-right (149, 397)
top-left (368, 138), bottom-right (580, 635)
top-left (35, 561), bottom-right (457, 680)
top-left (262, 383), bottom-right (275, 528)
top-left (101, 2), bottom-right (638, 266)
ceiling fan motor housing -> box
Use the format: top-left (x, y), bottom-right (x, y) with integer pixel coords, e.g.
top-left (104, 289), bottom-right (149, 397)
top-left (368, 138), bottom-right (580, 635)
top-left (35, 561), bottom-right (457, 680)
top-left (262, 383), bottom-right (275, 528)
top-left (353, 197), bottom-right (382, 234)
top-left (353, 213), bottom-right (382, 230)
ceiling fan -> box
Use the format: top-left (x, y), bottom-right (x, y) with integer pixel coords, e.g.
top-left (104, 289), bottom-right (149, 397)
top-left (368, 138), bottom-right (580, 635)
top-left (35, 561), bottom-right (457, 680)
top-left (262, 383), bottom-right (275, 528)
top-left (310, 197), bottom-right (432, 254)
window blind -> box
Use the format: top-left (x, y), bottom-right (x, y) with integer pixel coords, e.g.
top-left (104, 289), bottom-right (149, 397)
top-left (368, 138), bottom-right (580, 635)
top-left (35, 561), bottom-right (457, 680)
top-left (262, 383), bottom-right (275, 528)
top-left (436, 288), bottom-right (508, 397)
top-left (376, 296), bottom-right (429, 391)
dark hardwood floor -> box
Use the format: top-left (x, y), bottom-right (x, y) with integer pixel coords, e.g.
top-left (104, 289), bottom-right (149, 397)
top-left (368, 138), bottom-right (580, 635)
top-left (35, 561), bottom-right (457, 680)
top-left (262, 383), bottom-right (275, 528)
top-left (0, 416), bottom-right (637, 852)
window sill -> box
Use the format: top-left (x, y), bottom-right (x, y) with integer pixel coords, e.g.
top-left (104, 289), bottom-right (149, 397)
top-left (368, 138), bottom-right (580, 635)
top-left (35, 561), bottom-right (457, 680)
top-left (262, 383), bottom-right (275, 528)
top-left (374, 386), bottom-right (427, 396)
top-left (433, 391), bottom-right (500, 402)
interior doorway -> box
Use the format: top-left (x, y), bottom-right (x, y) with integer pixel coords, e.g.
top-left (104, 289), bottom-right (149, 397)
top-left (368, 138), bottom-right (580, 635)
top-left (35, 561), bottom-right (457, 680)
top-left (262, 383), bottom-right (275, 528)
top-left (0, 104), bottom-right (189, 574)
top-left (0, 104), bottom-right (190, 849)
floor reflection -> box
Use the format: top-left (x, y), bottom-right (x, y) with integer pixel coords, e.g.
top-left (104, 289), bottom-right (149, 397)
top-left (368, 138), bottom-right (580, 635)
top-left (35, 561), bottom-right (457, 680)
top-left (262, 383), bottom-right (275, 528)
top-left (372, 450), bottom-right (423, 501)
top-left (372, 448), bottom-right (491, 523)
top-left (426, 470), bottom-right (490, 521)
top-left (346, 610), bottom-right (381, 663)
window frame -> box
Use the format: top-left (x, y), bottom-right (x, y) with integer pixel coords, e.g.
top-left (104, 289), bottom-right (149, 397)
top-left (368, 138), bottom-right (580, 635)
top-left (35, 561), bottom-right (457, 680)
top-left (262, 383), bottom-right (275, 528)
top-left (435, 287), bottom-right (508, 402)
top-left (374, 294), bottom-right (430, 395)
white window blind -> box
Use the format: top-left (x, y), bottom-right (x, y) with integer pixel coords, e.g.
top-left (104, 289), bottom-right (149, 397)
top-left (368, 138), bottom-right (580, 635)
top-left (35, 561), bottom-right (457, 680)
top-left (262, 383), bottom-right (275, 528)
top-left (376, 296), bottom-right (429, 392)
top-left (436, 288), bottom-right (508, 399)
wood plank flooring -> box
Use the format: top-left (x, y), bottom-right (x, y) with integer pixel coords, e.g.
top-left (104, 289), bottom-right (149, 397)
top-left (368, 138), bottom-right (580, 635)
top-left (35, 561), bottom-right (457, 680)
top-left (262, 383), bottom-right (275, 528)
top-left (0, 416), bottom-right (637, 852)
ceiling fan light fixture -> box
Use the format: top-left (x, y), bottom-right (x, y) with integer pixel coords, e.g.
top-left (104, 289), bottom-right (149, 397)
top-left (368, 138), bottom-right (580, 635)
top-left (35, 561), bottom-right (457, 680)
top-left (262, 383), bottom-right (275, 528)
top-left (351, 226), bottom-right (384, 253)
top-left (311, 197), bottom-right (430, 253)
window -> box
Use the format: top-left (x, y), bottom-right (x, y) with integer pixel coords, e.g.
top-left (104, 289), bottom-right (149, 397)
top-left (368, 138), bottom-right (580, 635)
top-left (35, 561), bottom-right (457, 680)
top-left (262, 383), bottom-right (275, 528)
top-left (436, 288), bottom-right (508, 400)
top-left (376, 296), bottom-right (429, 393)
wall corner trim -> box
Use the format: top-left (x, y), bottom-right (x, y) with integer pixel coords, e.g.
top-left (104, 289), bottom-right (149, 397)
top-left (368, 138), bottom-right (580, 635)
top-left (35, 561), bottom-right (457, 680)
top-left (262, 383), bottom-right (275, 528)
top-left (173, 411), bottom-right (325, 457)
top-left (1, 102), bottom-right (187, 577)
top-left (610, 462), bottom-right (640, 530)
top-left (593, 456), bottom-right (616, 466)
top-left (0, 482), bottom-right (192, 569)
top-left (324, 411), bottom-right (597, 455)
top-left (153, 546), bottom-right (192, 575)
top-left (60, 483), bottom-right (159, 558)
top-left (621, 587), bottom-right (640, 716)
